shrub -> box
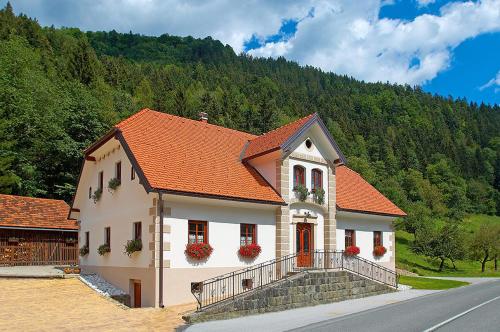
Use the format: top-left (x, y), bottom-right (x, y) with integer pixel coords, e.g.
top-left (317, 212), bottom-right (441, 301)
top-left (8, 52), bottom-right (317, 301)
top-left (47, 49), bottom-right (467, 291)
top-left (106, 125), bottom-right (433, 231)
top-left (79, 245), bottom-right (89, 256)
top-left (373, 245), bottom-right (387, 257)
top-left (97, 244), bottom-right (110, 256)
top-left (344, 246), bottom-right (360, 256)
top-left (294, 184), bottom-right (309, 202)
top-left (108, 177), bottom-right (121, 191)
top-left (238, 243), bottom-right (262, 259)
top-left (185, 243), bottom-right (213, 260)
top-left (124, 239), bottom-right (142, 257)
top-left (312, 187), bottom-right (325, 205)
top-left (92, 189), bottom-right (102, 203)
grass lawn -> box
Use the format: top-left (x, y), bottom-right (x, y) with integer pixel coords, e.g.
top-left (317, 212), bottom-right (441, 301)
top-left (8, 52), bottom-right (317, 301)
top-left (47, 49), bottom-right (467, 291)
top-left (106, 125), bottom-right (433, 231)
top-left (398, 276), bottom-right (469, 290)
top-left (396, 214), bottom-right (500, 277)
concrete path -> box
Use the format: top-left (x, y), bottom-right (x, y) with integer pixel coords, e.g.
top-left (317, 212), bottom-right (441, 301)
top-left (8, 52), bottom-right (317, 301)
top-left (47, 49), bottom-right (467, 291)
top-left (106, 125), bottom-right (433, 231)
top-left (0, 265), bottom-right (64, 278)
top-left (184, 288), bottom-right (439, 332)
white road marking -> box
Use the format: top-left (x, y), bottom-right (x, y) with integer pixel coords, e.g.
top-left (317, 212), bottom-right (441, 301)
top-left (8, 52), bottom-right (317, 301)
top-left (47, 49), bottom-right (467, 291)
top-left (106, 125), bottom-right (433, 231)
top-left (422, 295), bottom-right (500, 332)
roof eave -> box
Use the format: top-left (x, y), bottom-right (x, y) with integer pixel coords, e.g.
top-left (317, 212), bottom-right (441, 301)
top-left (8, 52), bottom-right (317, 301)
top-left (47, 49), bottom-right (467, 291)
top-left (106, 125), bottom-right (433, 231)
top-left (337, 206), bottom-right (406, 218)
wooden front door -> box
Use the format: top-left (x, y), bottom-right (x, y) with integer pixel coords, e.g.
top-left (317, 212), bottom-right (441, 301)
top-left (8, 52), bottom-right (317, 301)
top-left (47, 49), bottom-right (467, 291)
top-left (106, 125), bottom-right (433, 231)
top-left (296, 223), bottom-right (313, 267)
top-left (133, 282), bottom-right (141, 308)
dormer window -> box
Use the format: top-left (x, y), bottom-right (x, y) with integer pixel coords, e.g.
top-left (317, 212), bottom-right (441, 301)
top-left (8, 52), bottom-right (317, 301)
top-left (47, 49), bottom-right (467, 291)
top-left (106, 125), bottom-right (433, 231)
top-left (311, 169), bottom-right (322, 191)
top-left (293, 165), bottom-right (305, 188)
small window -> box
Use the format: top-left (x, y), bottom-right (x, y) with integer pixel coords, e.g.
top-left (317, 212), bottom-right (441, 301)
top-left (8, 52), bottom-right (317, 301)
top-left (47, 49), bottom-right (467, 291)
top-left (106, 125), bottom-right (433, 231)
top-left (293, 165), bottom-right (305, 188)
top-left (131, 166), bottom-right (135, 180)
top-left (311, 169), bottom-right (322, 191)
top-left (85, 231), bottom-right (89, 248)
top-left (116, 161), bottom-right (121, 182)
top-left (345, 229), bottom-right (355, 249)
top-left (373, 231), bottom-right (382, 247)
top-left (98, 171), bottom-right (104, 191)
top-left (134, 222), bottom-right (142, 241)
top-left (88, 187), bottom-right (92, 199)
top-left (240, 224), bottom-right (257, 246)
top-left (105, 227), bottom-right (111, 248)
top-left (188, 220), bottom-right (208, 244)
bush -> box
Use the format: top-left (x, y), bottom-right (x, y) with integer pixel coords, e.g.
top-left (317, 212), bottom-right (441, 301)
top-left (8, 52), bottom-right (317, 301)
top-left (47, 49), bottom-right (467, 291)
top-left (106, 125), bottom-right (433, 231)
top-left (312, 187), bottom-right (325, 205)
top-left (294, 184), bottom-right (309, 202)
top-left (79, 245), bottom-right (89, 256)
top-left (108, 177), bottom-right (121, 191)
top-left (92, 189), bottom-right (102, 203)
top-left (185, 243), bottom-right (213, 260)
top-left (344, 246), bottom-right (360, 256)
top-left (373, 245), bottom-right (387, 257)
top-left (124, 239), bottom-right (142, 256)
top-left (97, 244), bottom-right (110, 256)
top-left (238, 243), bottom-right (262, 259)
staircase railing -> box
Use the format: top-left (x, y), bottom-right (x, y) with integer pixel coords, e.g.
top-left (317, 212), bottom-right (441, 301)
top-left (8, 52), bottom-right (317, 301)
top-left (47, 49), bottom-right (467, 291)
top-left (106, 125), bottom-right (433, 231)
top-left (191, 250), bottom-right (398, 310)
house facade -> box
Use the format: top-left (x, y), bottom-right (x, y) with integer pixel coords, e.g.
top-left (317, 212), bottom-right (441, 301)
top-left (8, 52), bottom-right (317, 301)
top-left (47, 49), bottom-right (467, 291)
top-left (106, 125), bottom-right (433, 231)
top-left (70, 109), bottom-right (405, 308)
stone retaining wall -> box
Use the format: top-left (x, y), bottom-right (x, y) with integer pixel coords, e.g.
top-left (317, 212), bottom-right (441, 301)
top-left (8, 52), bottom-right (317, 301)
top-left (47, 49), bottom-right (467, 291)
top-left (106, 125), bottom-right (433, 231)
top-left (184, 270), bottom-right (395, 323)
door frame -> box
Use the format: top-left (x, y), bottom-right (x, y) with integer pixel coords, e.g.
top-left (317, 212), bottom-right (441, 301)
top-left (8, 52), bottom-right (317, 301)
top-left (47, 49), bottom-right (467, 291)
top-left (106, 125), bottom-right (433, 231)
top-left (295, 222), bottom-right (314, 267)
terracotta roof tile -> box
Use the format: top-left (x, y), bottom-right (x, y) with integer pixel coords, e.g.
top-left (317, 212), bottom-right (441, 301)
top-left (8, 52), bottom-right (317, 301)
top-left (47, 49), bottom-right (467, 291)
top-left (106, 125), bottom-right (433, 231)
top-left (0, 194), bottom-right (78, 230)
top-left (115, 109), bottom-right (284, 204)
top-left (336, 166), bottom-right (406, 217)
top-left (243, 113), bottom-right (316, 160)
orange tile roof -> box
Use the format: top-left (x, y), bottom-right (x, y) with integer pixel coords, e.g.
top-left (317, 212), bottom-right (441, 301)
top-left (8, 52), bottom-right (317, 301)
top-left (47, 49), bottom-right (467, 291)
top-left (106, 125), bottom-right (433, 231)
top-left (336, 166), bottom-right (406, 217)
top-left (115, 109), bottom-right (284, 204)
top-left (0, 194), bottom-right (78, 230)
top-left (243, 113), bottom-right (316, 160)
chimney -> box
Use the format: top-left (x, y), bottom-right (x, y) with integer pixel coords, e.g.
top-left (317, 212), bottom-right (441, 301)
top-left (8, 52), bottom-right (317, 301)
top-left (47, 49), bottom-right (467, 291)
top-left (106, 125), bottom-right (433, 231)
top-left (198, 112), bottom-right (208, 123)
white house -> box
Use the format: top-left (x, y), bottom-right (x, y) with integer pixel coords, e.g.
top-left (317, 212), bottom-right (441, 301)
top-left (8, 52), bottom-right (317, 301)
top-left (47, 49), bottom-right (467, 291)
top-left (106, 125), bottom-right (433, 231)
top-left (70, 109), bottom-right (405, 308)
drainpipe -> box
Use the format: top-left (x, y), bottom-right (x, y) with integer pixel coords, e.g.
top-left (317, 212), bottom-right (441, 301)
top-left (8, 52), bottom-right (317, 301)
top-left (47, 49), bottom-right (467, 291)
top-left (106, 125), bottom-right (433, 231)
top-left (158, 192), bottom-right (164, 308)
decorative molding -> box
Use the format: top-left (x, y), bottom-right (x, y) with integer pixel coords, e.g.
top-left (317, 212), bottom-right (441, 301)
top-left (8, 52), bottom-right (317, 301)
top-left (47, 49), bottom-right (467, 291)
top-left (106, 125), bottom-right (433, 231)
top-left (289, 152), bottom-right (327, 165)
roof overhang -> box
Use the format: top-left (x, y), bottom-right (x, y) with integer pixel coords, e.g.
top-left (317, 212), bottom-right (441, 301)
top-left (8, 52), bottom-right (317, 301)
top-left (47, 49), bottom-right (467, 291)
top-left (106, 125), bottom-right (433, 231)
top-left (337, 207), bottom-right (406, 218)
top-left (0, 226), bottom-right (78, 232)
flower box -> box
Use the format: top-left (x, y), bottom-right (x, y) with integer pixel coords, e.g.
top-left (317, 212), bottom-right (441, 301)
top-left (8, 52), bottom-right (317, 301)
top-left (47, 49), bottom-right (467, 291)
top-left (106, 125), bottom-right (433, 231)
top-left (79, 245), bottom-right (89, 256)
top-left (97, 244), bottom-right (110, 256)
top-left (185, 243), bottom-right (213, 260)
top-left (238, 243), bottom-right (261, 259)
top-left (373, 245), bottom-right (387, 257)
top-left (344, 246), bottom-right (360, 256)
top-left (124, 239), bottom-right (142, 257)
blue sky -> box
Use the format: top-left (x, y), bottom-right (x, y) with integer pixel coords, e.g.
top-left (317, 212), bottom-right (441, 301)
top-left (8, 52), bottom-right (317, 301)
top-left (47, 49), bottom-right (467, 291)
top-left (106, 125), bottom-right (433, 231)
top-left (4, 0), bottom-right (500, 105)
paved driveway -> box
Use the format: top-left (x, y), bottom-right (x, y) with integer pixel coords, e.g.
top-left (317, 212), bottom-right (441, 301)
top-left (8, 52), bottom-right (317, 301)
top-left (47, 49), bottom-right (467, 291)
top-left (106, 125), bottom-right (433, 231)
top-left (0, 278), bottom-right (193, 331)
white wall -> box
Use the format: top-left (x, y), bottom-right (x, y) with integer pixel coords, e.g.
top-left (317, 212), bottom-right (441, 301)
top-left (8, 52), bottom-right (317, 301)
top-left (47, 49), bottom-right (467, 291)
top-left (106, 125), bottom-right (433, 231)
top-left (294, 138), bottom-right (324, 159)
top-left (76, 139), bottom-right (152, 269)
top-left (247, 150), bottom-right (280, 189)
top-left (162, 197), bottom-right (276, 268)
top-left (336, 212), bottom-right (395, 264)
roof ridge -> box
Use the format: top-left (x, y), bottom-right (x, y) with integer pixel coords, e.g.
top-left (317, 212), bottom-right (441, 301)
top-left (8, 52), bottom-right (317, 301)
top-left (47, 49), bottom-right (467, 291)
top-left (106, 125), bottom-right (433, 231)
top-left (117, 108), bottom-right (258, 139)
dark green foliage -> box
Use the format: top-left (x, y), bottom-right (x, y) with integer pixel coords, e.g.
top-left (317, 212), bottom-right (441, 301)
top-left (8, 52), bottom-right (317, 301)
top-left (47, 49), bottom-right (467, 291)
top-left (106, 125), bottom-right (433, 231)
top-left (108, 177), bottom-right (121, 191)
top-left (0, 4), bottom-right (499, 227)
top-left (294, 185), bottom-right (309, 202)
top-left (97, 244), bottom-right (110, 256)
top-left (124, 239), bottom-right (143, 257)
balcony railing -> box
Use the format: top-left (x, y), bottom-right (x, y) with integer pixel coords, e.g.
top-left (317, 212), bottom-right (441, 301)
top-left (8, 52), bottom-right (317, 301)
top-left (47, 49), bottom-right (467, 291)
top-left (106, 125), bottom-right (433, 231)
top-left (191, 250), bottom-right (398, 310)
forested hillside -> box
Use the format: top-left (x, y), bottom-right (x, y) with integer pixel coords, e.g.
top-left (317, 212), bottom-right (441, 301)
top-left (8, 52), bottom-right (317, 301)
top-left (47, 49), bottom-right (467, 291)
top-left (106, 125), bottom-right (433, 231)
top-left (1, 2), bottom-right (499, 230)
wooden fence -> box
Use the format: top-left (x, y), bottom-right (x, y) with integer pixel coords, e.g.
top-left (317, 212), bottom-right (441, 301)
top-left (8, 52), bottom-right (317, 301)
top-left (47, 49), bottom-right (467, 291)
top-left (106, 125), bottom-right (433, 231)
top-left (0, 229), bottom-right (78, 266)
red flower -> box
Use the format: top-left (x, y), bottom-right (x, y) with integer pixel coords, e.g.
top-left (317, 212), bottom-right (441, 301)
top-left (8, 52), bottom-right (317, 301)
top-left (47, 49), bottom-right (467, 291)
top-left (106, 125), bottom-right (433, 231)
top-left (373, 245), bottom-right (387, 257)
top-left (344, 246), bottom-right (360, 256)
top-left (185, 243), bottom-right (213, 260)
top-left (238, 243), bottom-right (262, 259)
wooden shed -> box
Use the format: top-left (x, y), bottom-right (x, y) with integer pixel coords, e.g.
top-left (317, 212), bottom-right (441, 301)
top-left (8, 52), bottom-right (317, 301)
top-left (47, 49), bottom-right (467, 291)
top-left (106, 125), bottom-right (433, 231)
top-left (0, 194), bottom-right (78, 266)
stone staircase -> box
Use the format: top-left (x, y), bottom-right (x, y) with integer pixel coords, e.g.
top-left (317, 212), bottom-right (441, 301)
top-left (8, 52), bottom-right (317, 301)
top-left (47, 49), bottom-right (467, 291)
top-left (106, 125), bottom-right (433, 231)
top-left (184, 270), bottom-right (395, 323)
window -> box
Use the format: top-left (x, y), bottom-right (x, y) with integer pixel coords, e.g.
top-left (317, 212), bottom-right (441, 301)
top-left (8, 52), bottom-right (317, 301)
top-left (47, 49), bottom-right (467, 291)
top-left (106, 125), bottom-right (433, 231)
top-left (105, 227), bottom-right (111, 248)
top-left (240, 224), bottom-right (256, 246)
top-left (131, 166), bottom-right (135, 180)
top-left (188, 220), bottom-right (208, 244)
top-left (293, 165), bottom-right (305, 188)
top-left (345, 229), bottom-right (355, 249)
top-left (88, 187), bottom-right (92, 199)
top-left (311, 169), bottom-right (323, 191)
top-left (98, 171), bottom-right (104, 191)
top-left (373, 231), bottom-right (382, 247)
top-left (133, 222), bottom-right (142, 241)
top-left (85, 231), bottom-right (89, 248)
top-left (116, 161), bottom-right (121, 182)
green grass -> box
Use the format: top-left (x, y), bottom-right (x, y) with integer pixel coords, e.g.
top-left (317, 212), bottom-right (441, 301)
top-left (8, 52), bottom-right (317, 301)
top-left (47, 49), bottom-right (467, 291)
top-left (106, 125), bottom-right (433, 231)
top-left (399, 276), bottom-right (469, 290)
top-left (396, 214), bottom-right (500, 277)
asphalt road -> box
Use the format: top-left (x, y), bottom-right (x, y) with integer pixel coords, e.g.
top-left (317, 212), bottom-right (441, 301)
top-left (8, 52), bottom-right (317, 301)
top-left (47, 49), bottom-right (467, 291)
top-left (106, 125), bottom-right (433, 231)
top-left (290, 279), bottom-right (500, 332)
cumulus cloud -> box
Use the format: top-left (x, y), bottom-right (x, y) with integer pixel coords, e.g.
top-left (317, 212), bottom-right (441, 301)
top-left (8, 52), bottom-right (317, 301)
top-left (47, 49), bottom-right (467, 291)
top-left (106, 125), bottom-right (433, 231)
top-left (7, 0), bottom-right (500, 85)
top-left (479, 71), bottom-right (500, 93)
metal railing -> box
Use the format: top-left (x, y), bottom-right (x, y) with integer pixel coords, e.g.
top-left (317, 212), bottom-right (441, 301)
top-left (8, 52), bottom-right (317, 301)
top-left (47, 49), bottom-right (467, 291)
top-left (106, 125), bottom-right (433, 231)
top-left (191, 250), bottom-right (398, 310)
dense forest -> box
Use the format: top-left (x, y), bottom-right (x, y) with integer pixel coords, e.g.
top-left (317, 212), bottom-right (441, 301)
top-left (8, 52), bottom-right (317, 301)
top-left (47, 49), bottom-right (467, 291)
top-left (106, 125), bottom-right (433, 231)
top-left (1, 2), bottom-right (499, 232)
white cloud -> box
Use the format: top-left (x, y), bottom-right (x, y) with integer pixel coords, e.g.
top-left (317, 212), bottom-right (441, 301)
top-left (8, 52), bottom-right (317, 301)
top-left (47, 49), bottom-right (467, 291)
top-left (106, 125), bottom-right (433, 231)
top-left (7, 0), bottom-right (500, 85)
top-left (417, 0), bottom-right (436, 8)
top-left (479, 71), bottom-right (500, 93)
